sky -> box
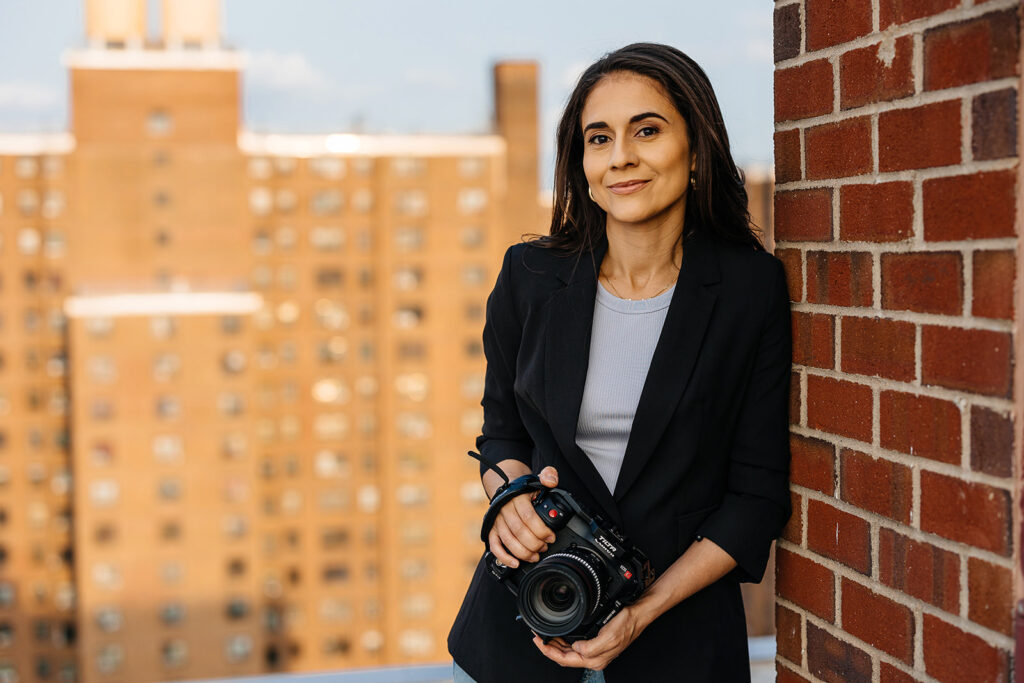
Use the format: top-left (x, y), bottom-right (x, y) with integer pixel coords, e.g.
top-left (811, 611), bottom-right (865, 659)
top-left (0, 0), bottom-right (774, 187)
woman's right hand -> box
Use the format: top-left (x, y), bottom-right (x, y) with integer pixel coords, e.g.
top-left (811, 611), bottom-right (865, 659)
top-left (487, 466), bottom-right (559, 568)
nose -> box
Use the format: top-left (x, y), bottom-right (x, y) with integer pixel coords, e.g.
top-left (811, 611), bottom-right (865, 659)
top-left (609, 136), bottom-right (638, 170)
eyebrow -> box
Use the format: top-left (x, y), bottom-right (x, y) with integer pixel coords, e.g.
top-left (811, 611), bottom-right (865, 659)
top-left (583, 111), bottom-right (669, 133)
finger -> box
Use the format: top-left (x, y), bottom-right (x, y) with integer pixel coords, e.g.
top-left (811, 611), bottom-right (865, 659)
top-left (487, 527), bottom-right (519, 568)
top-left (495, 516), bottom-right (539, 563)
top-left (538, 466), bottom-right (559, 488)
top-left (501, 500), bottom-right (550, 551)
top-left (510, 494), bottom-right (556, 545)
top-left (532, 636), bottom-right (587, 668)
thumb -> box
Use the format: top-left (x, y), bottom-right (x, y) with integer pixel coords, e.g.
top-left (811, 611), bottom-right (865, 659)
top-left (539, 466), bottom-right (558, 488)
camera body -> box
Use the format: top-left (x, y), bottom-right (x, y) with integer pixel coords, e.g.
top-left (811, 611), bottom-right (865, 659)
top-left (482, 478), bottom-right (654, 642)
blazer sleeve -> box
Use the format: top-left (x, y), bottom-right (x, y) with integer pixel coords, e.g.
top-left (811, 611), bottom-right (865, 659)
top-left (475, 245), bottom-right (534, 478)
top-left (695, 256), bottom-right (793, 583)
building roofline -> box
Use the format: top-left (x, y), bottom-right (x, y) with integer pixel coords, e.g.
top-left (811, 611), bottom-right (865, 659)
top-left (62, 46), bottom-right (244, 71)
top-left (238, 130), bottom-right (506, 158)
top-left (64, 291), bottom-right (263, 318)
top-left (0, 133), bottom-right (75, 155)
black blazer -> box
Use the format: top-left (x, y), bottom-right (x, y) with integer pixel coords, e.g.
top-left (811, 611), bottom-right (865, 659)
top-left (448, 228), bottom-right (792, 682)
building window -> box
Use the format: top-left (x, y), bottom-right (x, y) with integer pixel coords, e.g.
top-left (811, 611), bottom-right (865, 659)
top-left (147, 110), bottom-right (173, 136)
top-left (85, 316), bottom-right (113, 338)
top-left (225, 598), bottom-right (249, 620)
top-left (317, 336), bottom-right (348, 364)
top-left (41, 191), bottom-right (64, 220)
top-left (310, 225), bottom-right (344, 251)
top-left (393, 306), bottom-right (423, 330)
top-left (316, 267), bottom-right (344, 289)
top-left (314, 299), bottom-right (349, 330)
top-left (153, 353), bottom-right (181, 381)
top-left (96, 644), bottom-right (124, 674)
top-left (223, 515), bottom-right (248, 539)
top-left (14, 156), bottom-right (38, 179)
top-left (395, 226), bottom-right (424, 251)
top-left (18, 228), bottom-right (40, 255)
top-left (221, 350), bottom-right (246, 374)
top-left (0, 582), bottom-right (14, 608)
top-left (314, 450), bottom-right (349, 478)
top-left (275, 189), bottom-right (297, 213)
top-left (395, 373), bottom-right (428, 401)
top-left (157, 477), bottom-right (182, 501)
top-left (395, 190), bottom-right (427, 216)
top-left (218, 392), bottom-right (245, 416)
top-left (311, 189), bottom-right (343, 216)
top-left (91, 563), bottom-right (122, 590)
top-left (225, 634), bottom-right (252, 663)
top-left (314, 414), bottom-right (349, 440)
top-left (90, 480), bottom-right (119, 507)
top-left (462, 265), bottom-right (487, 286)
top-left (353, 157), bottom-right (374, 176)
top-left (247, 157), bottom-right (271, 180)
top-left (274, 157), bottom-right (297, 176)
top-left (87, 356), bottom-right (116, 383)
top-left (397, 484), bottom-right (430, 508)
top-left (249, 187), bottom-right (272, 216)
top-left (252, 229), bottom-right (272, 255)
top-left (458, 188), bottom-right (488, 214)
top-left (160, 602), bottom-right (185, 625)
top-left (95, 608), bottom-right (123, 634)
top-left (312, 379), bottom-right (350, 405)
top-left (319, 598), bottom-right (352, 622)
top-left (310, 156), bottom-right (344, 179)
top-left (392, 157), bottom-right (425, 177)
top-left (401, 594), bottom-right (434, 618)
top-left (393, 266), bottom-right (422, 291)
top-left (43, 230), bottom-right (66, 258)
top-left (396, 413), bottom-right (431, 439)
top-left (161, 639), bottom-right (188, 668)
top-left (90, 399), bottom-right (114, 421)
top-left (458, 157), bottom-right (485, 178)
top-left (352, 188), bottom-right (374, 213)
top-left (155, 395), bottom-right (182, 419)
top-left (150, 316), bottom-right (176, 339)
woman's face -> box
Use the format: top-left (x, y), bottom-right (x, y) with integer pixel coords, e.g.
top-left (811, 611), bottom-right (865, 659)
top-left (580, 71), bottom-right (694, 231)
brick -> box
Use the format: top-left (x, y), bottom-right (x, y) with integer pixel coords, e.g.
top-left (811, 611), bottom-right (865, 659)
top-left (775, 129), bottom-right (802, 184)
top-left (881, 391), bottom-right (961, 465)
top-left (840, 36), bottom-right (915, 109)
top-left (922, 326), bottom-right (1012, 397)
top-left (807, 375), bottom-right (873, 442)
top-left (924, 10), bottom-right (1020, 91)
top-left (879, 527), bottom-right (960, 613)
top-left (881, 0), bottom-right (959, 26)
top-left (792, 312), bottom-right (834, 370)
top-left (839, 181), bottom-right (913, 242)
top-left (775, 189), bottom-right (833, 242)
top-left (776, 60), bottom-right (834, 122)
top-left (841, 316), bottom-right (915, 380)
top-left (881, 251), bottom-right (963, 315)
top-left (880, 663), bottom-right (918, 683)
top-left (973, 89), bottom-right (1017, 160)
top-left (805, 117), bottom-right (873, 179)
top-left (921, 471), bottom-right (1011, 555)
top-left (807, 499), bottom-right (871, 574)
top-left (840, 449), bottom-right (913, 523)
top-left (807, 622), bottom-right (872, 683)
top-left (970, 406), bottom-right (1013, 477)
top-left (782, 490), bottom-right (803, 544)
top-left (776, 248), bottom-right (803, 302)
top-left (968, 557), bottom-right (1012, 636)
top-left (776, 603), bottom-right (803, 665)
top-left (879, 100), bottom-right (961, 171)
top-left (923, 170), bottom-right (1016, 241)
top-left (790, 370), bottom-right (801, 425)
top-left (791, 434), bottom-right (836, 494)
top-left (777, 547), bottom-right (835, 621)
top-left (777, 664), bottom-right (814, 683)
top-left (807, 0), bottom-right (873, 51)
top-left (775, 3), bottom-right (802, 62)
top-left (923, 614), bottom-right (1010, 683)
top-left (806, 251), bottom-right (872, 307)
top-left (842, 577), bottom-right (914, 662)
top-left (972, 250), bottom-right (1014, 320)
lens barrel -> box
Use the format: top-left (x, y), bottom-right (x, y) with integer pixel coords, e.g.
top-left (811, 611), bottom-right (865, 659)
top-left (517, 550), bottom-right (605, 638)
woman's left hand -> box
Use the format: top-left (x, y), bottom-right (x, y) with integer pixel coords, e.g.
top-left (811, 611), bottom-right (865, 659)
top-left (531, 605), bottom-right (647, 671)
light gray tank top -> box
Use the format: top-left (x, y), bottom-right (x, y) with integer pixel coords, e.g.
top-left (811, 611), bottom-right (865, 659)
top-left (575, 280), bottom-right (675, 494)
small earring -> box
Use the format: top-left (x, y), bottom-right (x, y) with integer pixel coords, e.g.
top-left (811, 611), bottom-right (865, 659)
top-left (689, 175), bottom-right (696, 191)
top-left (588, 186), bottom-right (596, 202)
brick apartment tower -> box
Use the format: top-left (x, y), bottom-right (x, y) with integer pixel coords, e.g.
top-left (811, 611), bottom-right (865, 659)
top-left (0, 0), bottom-right (546, 679)
top-left (773, 1), bottom-right (1020, 682)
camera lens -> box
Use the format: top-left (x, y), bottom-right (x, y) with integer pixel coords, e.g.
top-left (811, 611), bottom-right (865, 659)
top-left (518, 550), bottom-right (605, 638)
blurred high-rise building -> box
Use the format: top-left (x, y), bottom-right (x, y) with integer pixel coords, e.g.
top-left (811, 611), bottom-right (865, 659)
top-left (0, 0), bottom-right (544, 680)
top-left (0, 2), bottom-right (775, 682)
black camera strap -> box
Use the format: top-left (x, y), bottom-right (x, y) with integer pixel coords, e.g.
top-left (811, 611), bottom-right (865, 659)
top-left (466, 450), bottom-right (509, 488)
top-left (477, 473), bottom-right (547, 544)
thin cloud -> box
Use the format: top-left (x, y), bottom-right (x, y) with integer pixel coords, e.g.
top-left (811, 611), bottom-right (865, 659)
top-left (404, 67), bottom-right (459, 90)
top-left (242, 50), bottom-right (332, 91)
top-left (0, 82), bottom-right (61, 109)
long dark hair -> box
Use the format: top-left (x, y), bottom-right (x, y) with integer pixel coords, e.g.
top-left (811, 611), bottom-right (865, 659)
top-left (532, 42), bottom-right (763, 255)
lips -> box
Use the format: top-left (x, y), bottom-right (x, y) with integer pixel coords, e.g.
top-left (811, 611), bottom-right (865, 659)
top-left (607, 180), bottom-right (650, 195)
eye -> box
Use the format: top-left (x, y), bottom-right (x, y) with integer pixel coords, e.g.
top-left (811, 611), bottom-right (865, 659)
top-left (587, 133), bottom-right (610, 145)
top-left (637, 125), bottom-right (660, 137)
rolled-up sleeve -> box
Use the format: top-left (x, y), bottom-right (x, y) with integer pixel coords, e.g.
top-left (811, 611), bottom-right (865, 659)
top-left (696, 257), bottom-right (793, 583)
top-left (476, 245), bottom-right (533, 477)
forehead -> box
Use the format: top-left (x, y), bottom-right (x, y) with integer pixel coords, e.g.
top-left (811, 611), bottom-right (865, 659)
top-left (581, 72), bottom-right (678, 127)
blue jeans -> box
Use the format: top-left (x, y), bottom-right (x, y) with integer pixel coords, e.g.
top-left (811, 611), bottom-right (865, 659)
top-left (454, 661), bottom-right (606, 682)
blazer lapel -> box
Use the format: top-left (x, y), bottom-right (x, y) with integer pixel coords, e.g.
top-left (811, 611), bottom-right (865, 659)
top-left (543, 237), bottom-right (622, 525)
top-left (613, 231), bottom-right (721, 501)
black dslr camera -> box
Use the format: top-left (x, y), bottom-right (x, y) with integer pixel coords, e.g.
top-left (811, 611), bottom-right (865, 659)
top-left (479, 472), bottom-right (654, 642)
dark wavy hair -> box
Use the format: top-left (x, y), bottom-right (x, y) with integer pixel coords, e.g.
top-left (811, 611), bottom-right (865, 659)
top-left (531, 42), bottom-right (763, 255)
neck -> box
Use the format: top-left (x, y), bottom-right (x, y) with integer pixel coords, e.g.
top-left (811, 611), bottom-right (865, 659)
top-left (601, 202), bottom-right (685, 289)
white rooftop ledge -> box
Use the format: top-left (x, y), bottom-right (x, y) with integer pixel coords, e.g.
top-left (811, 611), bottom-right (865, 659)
top-left (0, 133), bottom-right (75, 155)
top-left (65, 291), bottom-right (263, 318)
top-left (238, 130), bottom-right (505, 158)
top-left (62, 47), bottom-right (244, 71)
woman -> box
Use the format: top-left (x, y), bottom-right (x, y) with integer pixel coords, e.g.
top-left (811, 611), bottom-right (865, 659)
top-left (448, 43), bottom-right (792, 682)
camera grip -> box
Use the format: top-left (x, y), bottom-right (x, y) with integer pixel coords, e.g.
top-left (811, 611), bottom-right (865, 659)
top-left (479, 474), bottom-right (547, 543)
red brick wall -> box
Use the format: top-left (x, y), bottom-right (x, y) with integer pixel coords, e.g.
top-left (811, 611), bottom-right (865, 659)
top-left (772, 1), bottom-right (1020, 681)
